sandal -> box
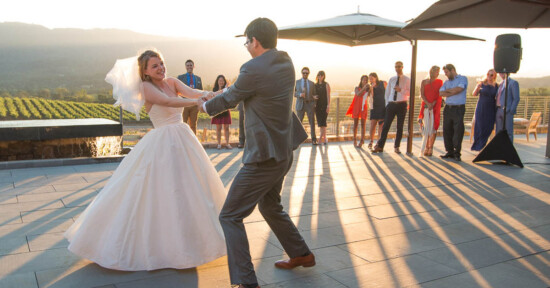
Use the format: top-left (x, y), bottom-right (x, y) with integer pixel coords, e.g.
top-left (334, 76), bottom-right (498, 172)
top-left (368, 142), bottom-right (373, 150)
top-left (225, 144), bottom-right (233, 149)
top-left (217, 144), bottom-right (222, 150)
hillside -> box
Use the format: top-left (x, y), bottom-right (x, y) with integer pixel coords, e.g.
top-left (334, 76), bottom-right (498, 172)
top-left (0, 22), bottom-right (249, 92)
top-left (0, 22), bottom-right (549, 93)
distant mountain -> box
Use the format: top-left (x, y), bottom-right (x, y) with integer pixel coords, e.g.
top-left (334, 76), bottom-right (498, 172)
top-left (0, 22), bottom-right (249, 92)
top-left (0, 22), bottom-right (549, 93)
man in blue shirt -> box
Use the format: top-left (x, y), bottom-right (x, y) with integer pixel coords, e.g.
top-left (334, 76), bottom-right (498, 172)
top-left (439, 64), bottom-right (468, 161)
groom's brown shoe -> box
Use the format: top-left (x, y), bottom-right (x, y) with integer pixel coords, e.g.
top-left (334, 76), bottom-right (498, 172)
top-left (274, 253), bottom-right (316, 269)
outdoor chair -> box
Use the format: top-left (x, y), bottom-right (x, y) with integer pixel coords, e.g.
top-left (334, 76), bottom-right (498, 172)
top-left (515, 112), bottom-right (542, 141)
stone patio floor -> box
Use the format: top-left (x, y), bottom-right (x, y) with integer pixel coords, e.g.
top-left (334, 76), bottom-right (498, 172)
top-left (1, 135), bottom-right (549, 288)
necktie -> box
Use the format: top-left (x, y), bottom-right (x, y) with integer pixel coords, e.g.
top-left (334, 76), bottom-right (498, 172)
top-left (190, 75), bottom-right (194, 88)
top-left (303, 80), bottom-right (307, 99)
top-left (393, 75), bottom-right (400, 101)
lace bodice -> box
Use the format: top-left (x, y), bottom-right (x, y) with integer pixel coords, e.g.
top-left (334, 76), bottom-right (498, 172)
top-left (148, 105), bottom-right (184, 128)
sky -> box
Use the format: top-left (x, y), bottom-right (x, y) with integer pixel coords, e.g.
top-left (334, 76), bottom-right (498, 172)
top-left (2, 0), bottom-right (549, 85)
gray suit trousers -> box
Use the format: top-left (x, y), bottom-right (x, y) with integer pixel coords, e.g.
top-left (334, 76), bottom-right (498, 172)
top-left (296, 102), bottom-right (317, 142)
top-left (219, 154), bottom-right (310, 285)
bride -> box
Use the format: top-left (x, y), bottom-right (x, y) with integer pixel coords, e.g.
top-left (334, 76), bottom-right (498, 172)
top-left (64, 50), bottom-right (227, 271)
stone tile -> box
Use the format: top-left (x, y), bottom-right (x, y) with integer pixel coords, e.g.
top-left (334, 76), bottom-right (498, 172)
top-left (0, 185), bottom-right (56, 196)
top-left (263, 273), bottom-right (347, 288)
top-left (13, 178), bottom-right (52, 188)
top-left (35, 262), bottom-right (176, 288)
top-left (0, 182), bottom-right (15, 192)
top-left (0, 211), bottom-right (22, 225)
top-left (0, 272), bottom-right (38, 288)
top-left (326, 254), bottom-right (459, 288)
top-left (369, 214), bottom-right (442, 237)
top-left (413, 262), bottom-right (549, 288)
top-left (267, 225), bottom-right (373, 251)
top-left (0, 218), bottom-right (74, 238)
top-left (254, 246), bottom-right (368, 285)
top-left (21, 207), bottom-right (85, 223)
top-left (249, 236), bottom-right (283, 260)
top-left (61, 190), bottom-right (98, 208)
top-left (115, 265), bottom-right (230, 288)
top-left (0, 236), bottom-right (30, 256)
top-left (416, 232), bottom-right (540, 273)
top-left (28, 232), bottom-right (69, 251)
top-left (339, 231), bottom-right (448, 262)
top-left (0, 195), bottom-right (18, 205)
top-left (53, 183), bottom-right (106, 192)
top-left (17, 190), bottom-right (97, 204)
top-left (0, 248), bottom-right (84, 277)
top-left (506, 251), bottom-right (550, 282)
top-left (1, 200), bottom-right (65, 213)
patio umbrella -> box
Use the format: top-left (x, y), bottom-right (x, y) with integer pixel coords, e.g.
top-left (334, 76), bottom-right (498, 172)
top-left (404, 0), bottom-right (550, 29)
top-left (279, 12), bottom-right (483, 155)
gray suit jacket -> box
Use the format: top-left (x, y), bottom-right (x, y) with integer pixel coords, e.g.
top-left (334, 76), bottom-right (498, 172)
top-left (205, 49), bottom-right (307, 164)
top-left (294, 78), bottom-right (316, 111)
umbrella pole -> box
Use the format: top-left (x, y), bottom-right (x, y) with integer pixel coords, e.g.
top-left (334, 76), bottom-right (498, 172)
top-left (407, 40), bottom-right (418, 155)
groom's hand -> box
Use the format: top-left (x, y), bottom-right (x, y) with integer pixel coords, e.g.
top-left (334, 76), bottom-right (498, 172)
top-left (197, 98), bottom-right (206, 113)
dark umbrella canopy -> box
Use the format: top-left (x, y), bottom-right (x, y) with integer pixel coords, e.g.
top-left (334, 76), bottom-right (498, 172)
top-left (404, 0), bottom-right (550, 29)
top-left (279, 12), bottom-right (483, 155)
top-left (279, 13), bottom-right (484, 45)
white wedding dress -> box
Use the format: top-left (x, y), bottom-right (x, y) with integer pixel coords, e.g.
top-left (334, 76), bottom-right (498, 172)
top-left (64, 104), bottom-right (227, 271)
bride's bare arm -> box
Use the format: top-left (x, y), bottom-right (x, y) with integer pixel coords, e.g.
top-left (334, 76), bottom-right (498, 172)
top-left (169, 77), bottom-right (213, 99)
top-left (143, 82), bottom-right (197, 108)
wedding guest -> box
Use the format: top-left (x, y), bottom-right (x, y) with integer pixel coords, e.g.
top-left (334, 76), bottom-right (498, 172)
top-left (418, 65), bottom-right (443, 156)
top-left (372, 61), bottom-right (410, 154)
top-left (211, 75), bottom-right (232, 149)
top-left (471, 69), bottom-right (498, 151)
top-left (177, 59), bottom-right (203, 135)
top-left (368, 72), bottom-right (386, 150)
top-left (295, 67), bottom-right (318, 145)
top-left (346, 75), bottom-right (370, 148)
top-left (440, 64), bottom-right (468, 161)
top-left (315, 71), bottom-right (331, 145)
top-left (495, 72), bottom-right (520, 142)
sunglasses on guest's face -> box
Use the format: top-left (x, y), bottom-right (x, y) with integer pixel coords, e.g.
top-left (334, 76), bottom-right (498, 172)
top-left (302, 72), bottom-right (309, 75)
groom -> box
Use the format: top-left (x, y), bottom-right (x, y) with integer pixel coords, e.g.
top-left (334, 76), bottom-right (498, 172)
top-left (198, 18), bottom-right (314, 288)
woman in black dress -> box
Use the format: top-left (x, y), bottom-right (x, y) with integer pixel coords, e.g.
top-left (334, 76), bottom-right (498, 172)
top-left (368, 73), bottom-right (386, 150)
top-left (315, 71), bottom-right (331, 145)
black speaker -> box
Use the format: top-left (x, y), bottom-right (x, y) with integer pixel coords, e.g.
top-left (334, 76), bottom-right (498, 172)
top-left (494, 34), bottom-right (522, 73)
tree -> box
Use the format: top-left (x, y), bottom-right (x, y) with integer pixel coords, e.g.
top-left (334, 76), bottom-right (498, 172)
top-left (38, 88), bottom-right (51, 99)
top-left (54, 87), bottom-right (69, 100)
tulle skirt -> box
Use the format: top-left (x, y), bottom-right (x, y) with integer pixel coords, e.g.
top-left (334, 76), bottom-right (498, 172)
top-left (64, 122), bottom-right (227, 271)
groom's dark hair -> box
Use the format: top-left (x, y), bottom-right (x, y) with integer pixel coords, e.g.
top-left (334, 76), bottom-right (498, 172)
top-left (245, 17), bottom-right (277, 49)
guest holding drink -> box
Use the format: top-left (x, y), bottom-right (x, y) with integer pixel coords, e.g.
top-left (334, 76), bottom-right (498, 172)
top-left (346, 75), bottom-right (370, 148)
top-left (471, 69), bottom-right (498, 151)
top-left (418, 66), bottom-right (443, 156)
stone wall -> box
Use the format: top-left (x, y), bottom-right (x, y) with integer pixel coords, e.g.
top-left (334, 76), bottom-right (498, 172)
top-left (0, 136), bottom-right (122, 161)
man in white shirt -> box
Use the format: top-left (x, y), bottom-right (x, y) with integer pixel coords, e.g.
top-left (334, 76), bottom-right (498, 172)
top-left (372, 61), bottom-right (410, 154)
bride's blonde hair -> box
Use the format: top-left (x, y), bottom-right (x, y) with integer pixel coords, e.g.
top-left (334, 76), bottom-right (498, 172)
top-left (138, 49), bottom-right (164, 82)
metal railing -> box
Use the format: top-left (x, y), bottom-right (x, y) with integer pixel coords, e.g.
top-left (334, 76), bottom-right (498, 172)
top-left (192, 93), bottom-right (550, 143)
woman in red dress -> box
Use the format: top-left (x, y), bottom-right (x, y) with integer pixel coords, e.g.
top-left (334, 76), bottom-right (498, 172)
top-left (418, 66), bottom-right (443, 156)
top-left (346, 75), bottom-right (371, 148)
top-left (211, 75), bottom-right (232, 149)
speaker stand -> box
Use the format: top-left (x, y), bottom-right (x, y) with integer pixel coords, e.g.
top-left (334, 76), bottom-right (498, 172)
top-left (473, 129), bottom-right (523, 167)
top-left (473, 74), bottom-right (523, 168)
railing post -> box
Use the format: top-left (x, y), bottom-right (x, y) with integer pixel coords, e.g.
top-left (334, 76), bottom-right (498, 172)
top-left (336, 97), bottom-right (340, 138)
top-left (523, 97), bottom-right (529, 119)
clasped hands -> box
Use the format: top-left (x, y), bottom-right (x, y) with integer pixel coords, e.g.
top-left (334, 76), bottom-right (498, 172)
top-left (197, 91), bottom-right (215, 113)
